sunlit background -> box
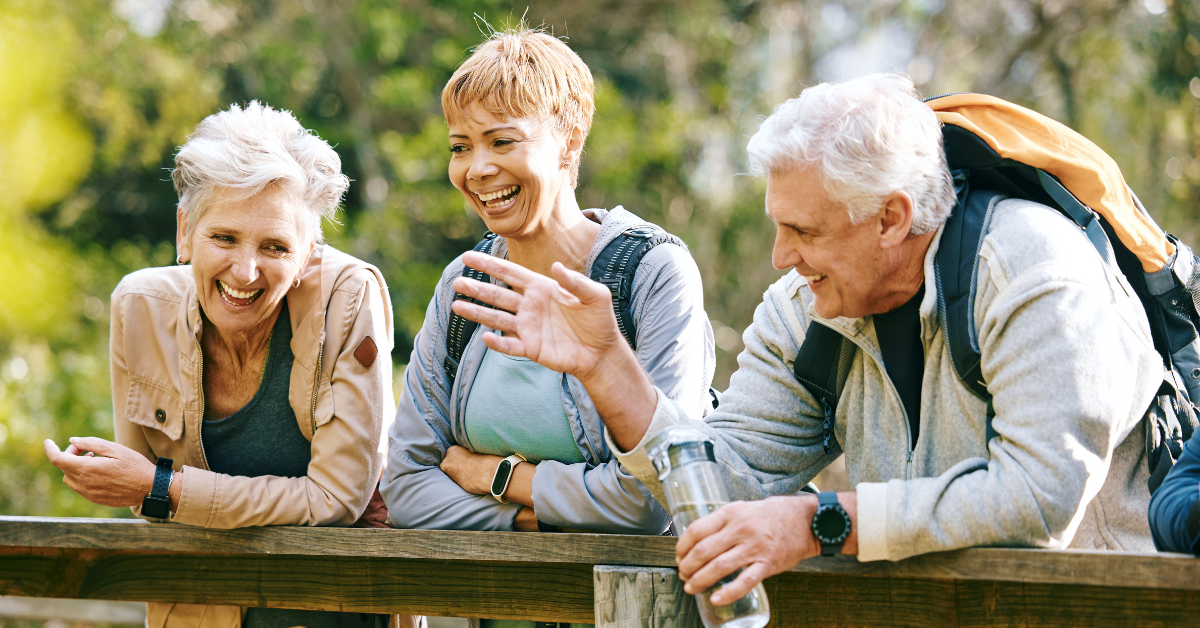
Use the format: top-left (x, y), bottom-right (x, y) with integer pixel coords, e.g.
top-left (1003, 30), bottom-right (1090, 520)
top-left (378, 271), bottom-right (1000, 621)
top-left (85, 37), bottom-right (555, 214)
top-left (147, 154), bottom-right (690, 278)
top-left (0, 0), bottom-right (1197, 524)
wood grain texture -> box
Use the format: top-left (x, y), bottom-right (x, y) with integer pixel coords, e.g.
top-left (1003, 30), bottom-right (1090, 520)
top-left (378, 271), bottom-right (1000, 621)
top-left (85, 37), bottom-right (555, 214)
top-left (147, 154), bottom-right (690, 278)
top-left (594, 566), bottom-right (702, 628)
top-left (763, 571), bottom-right (1200, 628)
top-left (0, 547), bottom-right (594, 622)
top-left (3, 517), bottom-right (1198, 591)
top-left (0, 516), bottom-right (674, 566)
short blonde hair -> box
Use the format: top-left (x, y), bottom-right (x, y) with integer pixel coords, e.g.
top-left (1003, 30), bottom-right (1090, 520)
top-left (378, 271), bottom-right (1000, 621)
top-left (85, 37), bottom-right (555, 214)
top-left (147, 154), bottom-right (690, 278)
top-left (172, 101), bottom-right (349, 242)
top-left (441, 28), bottom-right (595, 186)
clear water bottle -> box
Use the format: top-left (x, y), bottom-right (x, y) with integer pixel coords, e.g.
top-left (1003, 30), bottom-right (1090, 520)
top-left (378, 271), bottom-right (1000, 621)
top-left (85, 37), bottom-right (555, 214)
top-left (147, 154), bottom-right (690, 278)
top-left (648, 427), bottom-right (770, 628)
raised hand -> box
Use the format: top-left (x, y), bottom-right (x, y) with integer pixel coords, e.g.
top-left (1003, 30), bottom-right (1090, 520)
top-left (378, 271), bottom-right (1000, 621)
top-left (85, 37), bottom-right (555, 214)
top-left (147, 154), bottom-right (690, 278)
top-left (451, 252), bottom-right (626, 381)
top-left (451, 251), bottom-right (659, 451)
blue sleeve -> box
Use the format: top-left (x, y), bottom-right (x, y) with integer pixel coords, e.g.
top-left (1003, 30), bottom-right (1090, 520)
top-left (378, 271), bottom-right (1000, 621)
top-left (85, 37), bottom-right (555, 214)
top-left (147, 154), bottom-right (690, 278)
top-left (380, 263), bottom-right (523, 530)
top-left (1149, 432), bottom-right (1200, 554)
top-left (529, 243), bottom-right (712, 534)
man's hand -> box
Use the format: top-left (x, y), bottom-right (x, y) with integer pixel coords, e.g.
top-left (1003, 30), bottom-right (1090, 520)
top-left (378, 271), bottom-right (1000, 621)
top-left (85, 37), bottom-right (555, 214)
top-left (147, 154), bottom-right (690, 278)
top-left (451, 253), bottom-right (658, 450)
top-left (675, 493), bottom-right (858, 605)
top-left (440, 445), bottom-right (502, 496)
top-left (43, 437), bottom-right (156, 508)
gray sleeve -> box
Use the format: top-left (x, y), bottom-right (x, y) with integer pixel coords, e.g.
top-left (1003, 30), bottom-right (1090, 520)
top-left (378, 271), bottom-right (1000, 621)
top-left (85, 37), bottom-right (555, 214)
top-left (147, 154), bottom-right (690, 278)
top-left (859, 238), bottom-right (1162, 561)
top-left (608, 274), bottom-right (840, 506)
top-left (529, 243), bottom-right (710, 533)
top-left (380, 264), bottom-right (523, 530)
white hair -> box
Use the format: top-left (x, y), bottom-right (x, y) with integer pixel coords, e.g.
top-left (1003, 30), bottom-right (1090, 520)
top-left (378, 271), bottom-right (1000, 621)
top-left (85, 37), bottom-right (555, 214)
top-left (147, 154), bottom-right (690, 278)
top-left (746, 74), bottom-right (955, 235)
top-left (172, 101), bottom-right (350, 242)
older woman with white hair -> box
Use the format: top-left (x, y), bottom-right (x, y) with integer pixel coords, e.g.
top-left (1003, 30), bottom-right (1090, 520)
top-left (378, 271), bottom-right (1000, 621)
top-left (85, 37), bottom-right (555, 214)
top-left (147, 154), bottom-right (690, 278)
top-left (44, 102), bottom-right (408, 628)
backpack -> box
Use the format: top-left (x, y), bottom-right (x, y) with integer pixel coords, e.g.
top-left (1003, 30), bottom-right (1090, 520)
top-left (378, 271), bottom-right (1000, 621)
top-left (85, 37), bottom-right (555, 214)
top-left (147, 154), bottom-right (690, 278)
top-left (792, 92), bottom-right (1200, 493)
top-left (444, 224), bottom-right (718, 406)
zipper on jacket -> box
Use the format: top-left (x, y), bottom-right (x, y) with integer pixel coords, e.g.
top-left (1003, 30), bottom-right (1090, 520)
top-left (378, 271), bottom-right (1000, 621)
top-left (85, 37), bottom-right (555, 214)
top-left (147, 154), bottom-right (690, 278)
top-left (821, 400), bottom-right (834, 455)
top-left (193, 332), bottom-right (211, 471)
top-left (310, 333), bottom-right (325, 434)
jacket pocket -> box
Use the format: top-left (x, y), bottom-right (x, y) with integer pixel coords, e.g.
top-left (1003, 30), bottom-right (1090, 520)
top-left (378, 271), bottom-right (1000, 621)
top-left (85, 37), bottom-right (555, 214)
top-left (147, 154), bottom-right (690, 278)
top-left (125, 377), bottom-right (185, 441)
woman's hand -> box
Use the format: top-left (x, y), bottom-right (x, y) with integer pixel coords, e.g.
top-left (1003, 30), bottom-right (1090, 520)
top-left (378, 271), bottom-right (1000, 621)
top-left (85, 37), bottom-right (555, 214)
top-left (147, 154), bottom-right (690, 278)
top-left (440, 445), bottom-right (503, 496)
top-left (43, 437), bottom-right (156, 508)
top-left (352, 485), bottom-right (390, 528)
top-left (451, 252), bottom-right (627, 383)
top-left (451, 252), bottom-right (658, 451)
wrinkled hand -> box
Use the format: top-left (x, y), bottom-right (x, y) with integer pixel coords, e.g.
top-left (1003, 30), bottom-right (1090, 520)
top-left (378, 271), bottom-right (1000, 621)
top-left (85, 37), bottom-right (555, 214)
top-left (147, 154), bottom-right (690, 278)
top-left (451, 252), bottom-right (626, 383)
top-left (676, 496), bottom-right (818, 606)
top-left (43, 437), bottom-right (156, 508)
top-left (352, 485), bottom-right (390, 528)
top-left (440, 444), bottom-right (503, 496)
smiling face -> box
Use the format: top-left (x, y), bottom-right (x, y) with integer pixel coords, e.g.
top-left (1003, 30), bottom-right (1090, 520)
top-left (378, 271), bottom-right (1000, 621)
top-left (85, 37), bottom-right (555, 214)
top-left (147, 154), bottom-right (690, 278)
top-left (767, 166), bottom-right (905, 320)
top-left (177, 188), bottom-right (315, 338)
top-left (447, 105), bottom-right (580, 239)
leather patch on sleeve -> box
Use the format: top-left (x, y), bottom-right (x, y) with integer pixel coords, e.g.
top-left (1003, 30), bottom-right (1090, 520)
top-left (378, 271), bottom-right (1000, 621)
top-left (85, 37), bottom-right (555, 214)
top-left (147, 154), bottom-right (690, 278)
top-left (353, 336), bottom-right (378, 369)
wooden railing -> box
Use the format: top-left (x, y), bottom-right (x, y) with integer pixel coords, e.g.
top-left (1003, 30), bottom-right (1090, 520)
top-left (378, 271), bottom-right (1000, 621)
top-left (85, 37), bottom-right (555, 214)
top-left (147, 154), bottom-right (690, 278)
top-left (2, 516), bottom-right (1199, 627)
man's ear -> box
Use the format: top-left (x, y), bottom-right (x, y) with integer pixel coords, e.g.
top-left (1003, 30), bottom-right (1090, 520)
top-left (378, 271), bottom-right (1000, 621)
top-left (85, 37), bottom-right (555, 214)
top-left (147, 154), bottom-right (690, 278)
top-left (878, 190), bottom-right (914, 249)
top-left (175, 206), bottom-right (191, 263)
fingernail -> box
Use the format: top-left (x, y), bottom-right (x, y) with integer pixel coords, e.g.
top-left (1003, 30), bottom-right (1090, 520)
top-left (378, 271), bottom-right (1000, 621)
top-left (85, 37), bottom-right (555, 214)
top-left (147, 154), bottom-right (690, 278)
top-left (68, 437), bottom-right (78, 443)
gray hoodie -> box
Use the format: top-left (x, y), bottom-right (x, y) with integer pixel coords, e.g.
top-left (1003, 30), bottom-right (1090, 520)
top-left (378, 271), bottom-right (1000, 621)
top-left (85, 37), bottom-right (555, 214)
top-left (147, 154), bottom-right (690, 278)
top-left (383, 207), bottom-right (715, 534)
top-left (611, 199), bottom-right (1162, 561)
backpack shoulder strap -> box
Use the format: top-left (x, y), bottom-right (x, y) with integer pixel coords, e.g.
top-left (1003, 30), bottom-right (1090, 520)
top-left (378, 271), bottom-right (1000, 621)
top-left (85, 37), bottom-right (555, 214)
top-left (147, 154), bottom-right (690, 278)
top-left (937, 171), bottom-right (1007, 443)
top-left (590, 224), bottom-right (686, 350)
top-left (793, 321), bottom-right (855, 454)
top-left (444, 233), bottom-right (498, 385)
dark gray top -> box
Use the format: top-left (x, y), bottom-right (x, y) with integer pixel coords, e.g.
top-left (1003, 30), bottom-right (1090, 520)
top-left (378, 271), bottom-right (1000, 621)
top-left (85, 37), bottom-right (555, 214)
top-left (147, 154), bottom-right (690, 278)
top-left (201, 300), bottom-right (380, 628)
top-left (202, 301), bottom-right (310, 479)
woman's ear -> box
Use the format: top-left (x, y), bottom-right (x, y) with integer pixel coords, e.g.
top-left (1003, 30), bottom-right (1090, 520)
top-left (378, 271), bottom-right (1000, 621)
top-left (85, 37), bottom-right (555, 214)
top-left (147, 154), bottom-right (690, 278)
top-left (561, 123), bottom-right (585, 166)
top-left (175, 206), bottom-right (191, 263)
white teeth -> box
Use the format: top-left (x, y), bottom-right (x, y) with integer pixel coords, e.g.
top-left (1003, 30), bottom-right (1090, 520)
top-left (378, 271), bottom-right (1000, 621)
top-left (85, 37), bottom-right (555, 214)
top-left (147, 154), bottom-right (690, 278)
top-left (217, 280), bottom-right (262, 301)
top-left (478, 186), bottom-right (519, 202)
top-left (803, 274), bottom-right (827, 283)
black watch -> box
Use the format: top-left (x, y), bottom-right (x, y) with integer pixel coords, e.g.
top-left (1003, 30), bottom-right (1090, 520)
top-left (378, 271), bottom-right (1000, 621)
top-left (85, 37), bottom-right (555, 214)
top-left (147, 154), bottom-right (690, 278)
top-left (811, 491), bottom-right (851, 556)
top-left (141, 457), bottom-right (174, 519)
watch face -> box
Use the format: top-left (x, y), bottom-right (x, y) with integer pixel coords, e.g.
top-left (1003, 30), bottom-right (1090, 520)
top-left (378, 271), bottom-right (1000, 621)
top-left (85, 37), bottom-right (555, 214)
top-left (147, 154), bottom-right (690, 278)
top-left (812, 505), bottom-right (850, 544)
top-left (142, 495), bottom-right (171, 519)
top-left (490, 459), bottom-right (513, 496)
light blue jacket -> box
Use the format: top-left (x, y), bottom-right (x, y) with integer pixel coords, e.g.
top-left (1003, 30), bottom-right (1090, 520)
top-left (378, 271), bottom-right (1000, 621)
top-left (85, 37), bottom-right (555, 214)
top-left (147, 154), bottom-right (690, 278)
top-left (382, 208), bottom-right (715, 534)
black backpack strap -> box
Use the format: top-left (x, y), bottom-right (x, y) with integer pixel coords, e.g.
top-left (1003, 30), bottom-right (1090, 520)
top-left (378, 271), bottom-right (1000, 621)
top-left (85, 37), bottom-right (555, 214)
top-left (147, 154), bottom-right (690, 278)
top-left (793, 322), bottom-right (855, 454)
top-left (590, 224), bottom-right (686, 350)
top-left (444, 233), bottom-right (498, 385)
top-left (937, 169), bottom-right (1005, 443)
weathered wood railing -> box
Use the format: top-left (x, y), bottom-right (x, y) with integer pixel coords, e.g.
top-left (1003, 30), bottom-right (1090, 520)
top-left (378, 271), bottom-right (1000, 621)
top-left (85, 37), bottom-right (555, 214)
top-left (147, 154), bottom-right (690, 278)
top-left (2, 516), bottom-right (1199, 627)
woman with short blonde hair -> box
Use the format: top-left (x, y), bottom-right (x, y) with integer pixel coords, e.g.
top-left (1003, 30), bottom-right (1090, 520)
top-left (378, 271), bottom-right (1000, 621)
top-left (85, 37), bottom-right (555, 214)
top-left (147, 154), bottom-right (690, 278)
top-left (382, 26), bottom-right (714, 570)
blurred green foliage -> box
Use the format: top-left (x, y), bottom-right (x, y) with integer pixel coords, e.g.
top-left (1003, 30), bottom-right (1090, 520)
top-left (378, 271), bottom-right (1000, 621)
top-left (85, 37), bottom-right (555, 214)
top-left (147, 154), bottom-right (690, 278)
top-left (0, 0), bottom-right (1197, 517)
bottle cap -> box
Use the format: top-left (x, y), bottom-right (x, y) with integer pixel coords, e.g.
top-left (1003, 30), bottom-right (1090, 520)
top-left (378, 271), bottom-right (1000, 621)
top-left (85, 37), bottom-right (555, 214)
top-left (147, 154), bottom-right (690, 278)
top-left (647, 426), bottom-right (716, 481)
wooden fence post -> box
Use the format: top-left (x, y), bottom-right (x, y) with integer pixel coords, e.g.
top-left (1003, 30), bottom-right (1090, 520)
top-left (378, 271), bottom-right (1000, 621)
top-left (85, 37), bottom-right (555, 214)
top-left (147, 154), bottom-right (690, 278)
top-left (593, 566), bottom-right (703, 628)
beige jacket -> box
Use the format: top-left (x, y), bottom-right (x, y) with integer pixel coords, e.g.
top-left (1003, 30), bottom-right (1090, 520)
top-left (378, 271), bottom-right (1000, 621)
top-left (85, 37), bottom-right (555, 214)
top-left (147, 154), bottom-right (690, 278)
top-left (110, 245), bottom-right (395, 627)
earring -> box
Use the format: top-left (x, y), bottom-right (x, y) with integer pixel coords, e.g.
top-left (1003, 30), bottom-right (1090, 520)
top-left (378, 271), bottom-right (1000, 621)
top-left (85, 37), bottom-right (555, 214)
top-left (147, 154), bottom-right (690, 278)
top-left (293, 277), bottom-right (301, 288)
top-left (176, 255), bottom-right (187, 266)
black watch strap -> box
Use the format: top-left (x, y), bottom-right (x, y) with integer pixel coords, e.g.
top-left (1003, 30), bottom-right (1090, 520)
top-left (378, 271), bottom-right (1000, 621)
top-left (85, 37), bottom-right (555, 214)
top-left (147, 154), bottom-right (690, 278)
top-left (814, 491), bottom-right (850, 557)
top-left (141, 457), bottom-right (174, 519)
top-left (152, 457), bottom-right (174, 496)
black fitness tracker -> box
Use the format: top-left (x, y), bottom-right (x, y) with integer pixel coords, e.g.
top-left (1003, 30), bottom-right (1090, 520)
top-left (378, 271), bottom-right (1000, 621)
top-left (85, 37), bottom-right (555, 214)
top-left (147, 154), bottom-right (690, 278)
top-left (141, 457), bottom-right (174, 519)
top-left (811, 491), bottom-right (851, 556)
top-left (490, 454), bottom-right (526, 503)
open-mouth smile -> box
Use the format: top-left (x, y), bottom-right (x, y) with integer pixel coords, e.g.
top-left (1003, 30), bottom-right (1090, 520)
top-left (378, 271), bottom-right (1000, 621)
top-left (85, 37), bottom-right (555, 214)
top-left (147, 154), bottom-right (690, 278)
top-left (477, 185), bottom-right (521, 209)
top-left (216, 279), bottom-right (264, 307)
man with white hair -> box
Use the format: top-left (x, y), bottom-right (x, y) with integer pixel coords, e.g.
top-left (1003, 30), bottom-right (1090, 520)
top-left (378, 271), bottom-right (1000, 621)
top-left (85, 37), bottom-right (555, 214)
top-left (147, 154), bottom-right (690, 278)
top-left (448, 74), bottom-right (1161, 601)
